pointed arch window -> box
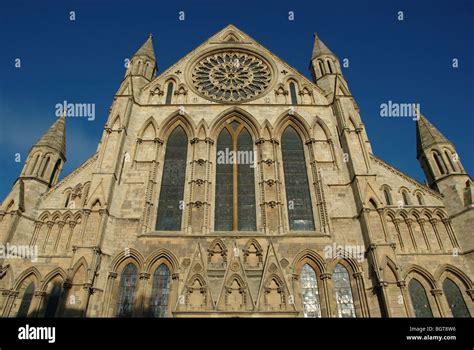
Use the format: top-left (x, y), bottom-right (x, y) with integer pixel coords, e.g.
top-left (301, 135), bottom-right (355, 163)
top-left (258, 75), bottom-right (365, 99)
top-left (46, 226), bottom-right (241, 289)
top-left (49, 159), bottom-right (61, 186)
top-left (289, 82), bottom-right (298, 105)
top-left (433, 153), bottom-right (446, 175)
top-left (281, 126), bottom-right (315, 231)
top-left (327, 60), bottom-right (334, 74)
top-left (17, 282), bottom-right (35, 317)
top-left (156, 126), bottom-right (188, 231)
top-left (416, 193), bottom-right (424, 206)
top-left (301, 264), bottom-right (321, 318)
top-left (383, 188), bottom-right (392, 205)
top-left (334, 264), bottom-right (356, 318)
top-left (408, 279), bottom-right (433, 317)
top-left (402, 191), bottom-right (410, 206)
top-left (29, 153), bottom-right (40, 175)
top-left (149, 264), bottom-right (171, 317)
top-left (215, 121), bottom-right (256, 231)
top-left (318, 61), bottom-right (325, 76)
top-left (445, 151), bottom-right (456, 172)
top-left (41, 157), bottom-right (51, 178)
top-left (117, 263), bottom-right (138, 317)
top-left (165, 82), bottom-right (174, 104)
top-left (443, 279), bottom-right (470, 317)
top-left (44, 281), bottom-right (62, 317)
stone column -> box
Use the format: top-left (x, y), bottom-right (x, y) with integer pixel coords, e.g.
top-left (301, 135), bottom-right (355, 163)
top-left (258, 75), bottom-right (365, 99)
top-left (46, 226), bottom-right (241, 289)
top-left (392, 218), bottom-right (405, 251)
top-left (397, 280), bottom-right (413, 317)
top-left (102, 272), bottom-right (117, 317)
top-left (417, 218), bottom-right (431, 252)
top-left (320, 272), bottom-right (332, 317)
top-left (353, 271), bottom-right (370, 317)
top-left (429, 218), bottom-right (444, 251)
top-left (430, 288), bottom-right (446, 317)
top-left (31, 290), bottom-right (47, 317)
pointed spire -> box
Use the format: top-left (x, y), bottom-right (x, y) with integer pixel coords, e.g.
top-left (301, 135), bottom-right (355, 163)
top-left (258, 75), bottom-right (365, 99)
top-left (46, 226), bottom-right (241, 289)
top-left (133, 34), bottom-right (155, 60)
top-left (34, 116), bottom-right (66, 158)
top-left (312, 33), bottom-right (334, 59)
top-left (416, 114), bottom-right (451, 156)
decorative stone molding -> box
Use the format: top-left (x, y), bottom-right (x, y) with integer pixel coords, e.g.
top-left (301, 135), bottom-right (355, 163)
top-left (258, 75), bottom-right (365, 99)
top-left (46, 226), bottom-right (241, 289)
top-left (139, 272), bottom-right (150, 280)
top-left (108, 272), bottom-right (118, 279)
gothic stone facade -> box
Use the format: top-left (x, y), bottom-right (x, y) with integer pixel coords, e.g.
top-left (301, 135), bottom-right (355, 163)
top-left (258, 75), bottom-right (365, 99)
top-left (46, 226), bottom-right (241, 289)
top-left (0, 25), bottom-right (473, 318)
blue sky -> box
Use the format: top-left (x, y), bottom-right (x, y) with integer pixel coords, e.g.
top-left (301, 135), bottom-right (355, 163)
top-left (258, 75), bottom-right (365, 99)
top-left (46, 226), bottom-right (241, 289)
top-left (0, 0), bottom-right (472, 200)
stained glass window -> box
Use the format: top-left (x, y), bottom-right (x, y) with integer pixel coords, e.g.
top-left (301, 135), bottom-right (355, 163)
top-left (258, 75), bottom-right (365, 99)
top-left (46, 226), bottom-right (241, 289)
top-left (333, 264), bottom-right (356, 318)
top-left (156, 126), bottom-right (188, 231)
top-left (289, 82), bottom-right (298, 105)
top-left (215, 121), bottom-right (256, 231)
top-left (17, 282), bottom-right (34, 317)
top-left (282, 126), bottom-right (315, 231)
top-left (44, 281), bottom-right (62, 317)
top-left (117, 263), bottom-right (138, 317)
top-left (443, 279), bottom-right (470, 318)
top-left (165, 82), bottom-right (174, 104)
top-left (149, 264), bottom-right (171, 317)
top-left (301, 264), bottom-right (321, 318)
top-left (409, 279), bottom-right (433, 317)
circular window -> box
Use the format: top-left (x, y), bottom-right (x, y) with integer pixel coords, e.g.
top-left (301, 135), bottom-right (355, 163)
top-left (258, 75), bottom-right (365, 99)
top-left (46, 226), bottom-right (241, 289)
top-left (191, 51), bottom-right (272, 102)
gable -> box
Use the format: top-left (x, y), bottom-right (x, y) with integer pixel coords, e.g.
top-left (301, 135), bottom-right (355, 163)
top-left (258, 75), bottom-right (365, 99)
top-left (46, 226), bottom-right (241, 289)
top-left (140, 25), bottom-right (328, 106)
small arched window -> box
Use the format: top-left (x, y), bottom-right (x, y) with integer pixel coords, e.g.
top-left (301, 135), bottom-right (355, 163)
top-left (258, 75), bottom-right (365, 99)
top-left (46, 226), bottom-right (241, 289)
top-left (301, 264), bottom-right (321, 318)
top-left (402, 191), bottom-right (410, 206)
top-left (333, 263), bottom-right (356, 318)
top-left (149, 264), bottom-right (171, 317)
top-left (318, 61), bottom-right (325, 76)
top-left (445, 151), bottom-right (456, 172)
top-left (29, 153), bottom-right (40, 175)
top-left (17, 282), bottom-right (35, 317)
top-left (41, 157), bottom-right (51, 178)
top-left (327, 60), bottom-right (333, 74)
top-left (408, 279), bottom-right (433, 317)
top-left (117, 263), bottom-right (138, 317)
top-left (64, 192), bottom-right (71, 208)
top-left (416, 193), bottom-right (424, 206)
top-left (443, 279), bottom-right (470, 317)
top-left (289, 82), bottom-right (298, 105)
top-left (165, 82), bottom-right (174, 104)
top-left (44, 281), bottom-right (63, 317)
top-left (49, 159), bottom-right (61, 186)
top-left (282, 126), bottom-right (315, 231)
top-left (156, 126), bottom-right (188, 231)
top-left (433, 153), bottom-right (446, 175)
top-left (383, 189), bottom-right (392, 205)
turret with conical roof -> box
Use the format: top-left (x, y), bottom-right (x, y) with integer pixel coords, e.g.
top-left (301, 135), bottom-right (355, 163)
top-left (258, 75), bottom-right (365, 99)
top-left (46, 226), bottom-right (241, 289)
top-left (309, 33), bottom-right (349, 97)
top-left (20, 115), bottom-right (66, 187)
top-left (416, 114), bottom-right (466, 189)
top-left (124, 34), bottom-right (156, 82)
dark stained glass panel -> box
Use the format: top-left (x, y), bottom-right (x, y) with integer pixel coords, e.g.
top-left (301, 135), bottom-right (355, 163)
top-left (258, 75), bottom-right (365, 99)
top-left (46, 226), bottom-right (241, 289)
top-left (44, 281), bottom-right (62, 317)
top-left (156, 126), bottom-right (188, 231)
top-left (443, 279), bottom-right (470, 318)
top-left (333, 264), bottom-right (356, 318)
top-left (409, 279), bottom-right (434, 318)
top-left (149, 264), bottom-right (171, 318)
top-left (281, 126), bottom-right (315, 231)
top-left (215, 128), bottom-right (233, 231)
top-left (237, 128), bottom-right (257, 231)
top-left (117, 263), bottom-right (138, 318)
top-left (17, 282), bottom-right (34, 317)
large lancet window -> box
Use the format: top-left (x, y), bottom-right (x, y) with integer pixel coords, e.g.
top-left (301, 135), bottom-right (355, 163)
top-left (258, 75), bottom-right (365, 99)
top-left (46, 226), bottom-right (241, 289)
top-left (215, 120), bottom-right (256, 231)
top-left (333, 264), bottom-right (356, 318)
top-left (301, 264), bottom-right (321, 318)
top-left (281, 126), bottom-right (315, 231)
top-left (117, 263), bottom-right (138, 317)
top-left (443, 279), bottom-right (470, 317)
top-left (408, 279), bottom-right (433, 317)
top-left (17, 282), bottom-right (35, 317)
top-left (149, 264), bottom-right (171, 317)
top-left (156, 126), bottom-right (188, 231)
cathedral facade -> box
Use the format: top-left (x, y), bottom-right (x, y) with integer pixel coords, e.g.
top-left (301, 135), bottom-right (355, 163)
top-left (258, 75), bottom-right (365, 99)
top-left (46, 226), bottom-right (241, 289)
top-left (0, 25), bottom-right (472, 318)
